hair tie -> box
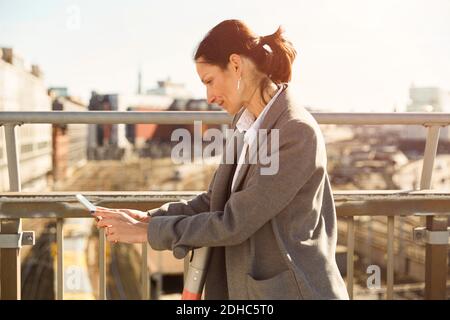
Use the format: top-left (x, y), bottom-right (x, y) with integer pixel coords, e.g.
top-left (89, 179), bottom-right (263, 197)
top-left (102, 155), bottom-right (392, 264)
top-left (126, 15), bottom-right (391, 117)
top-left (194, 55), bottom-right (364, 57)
top-left (258, 36), bottom-right (273, 54)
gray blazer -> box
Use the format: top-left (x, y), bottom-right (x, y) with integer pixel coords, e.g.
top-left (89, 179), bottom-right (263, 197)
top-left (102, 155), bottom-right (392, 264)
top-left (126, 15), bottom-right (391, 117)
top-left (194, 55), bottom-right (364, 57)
top-left (147, 83), bottom-right (349, 300)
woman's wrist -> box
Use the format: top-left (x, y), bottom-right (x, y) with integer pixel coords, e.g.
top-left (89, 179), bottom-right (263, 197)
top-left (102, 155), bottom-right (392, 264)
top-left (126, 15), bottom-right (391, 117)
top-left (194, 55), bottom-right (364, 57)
top-left (135, 221), bottom-right (149, 243)
top-left (142, 211), bottom-right (152, 223)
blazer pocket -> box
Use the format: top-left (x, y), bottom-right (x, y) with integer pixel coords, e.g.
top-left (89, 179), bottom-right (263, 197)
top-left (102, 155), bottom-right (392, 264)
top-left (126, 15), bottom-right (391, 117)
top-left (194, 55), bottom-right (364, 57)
top-left (246, 270), bottom-right (300, 300)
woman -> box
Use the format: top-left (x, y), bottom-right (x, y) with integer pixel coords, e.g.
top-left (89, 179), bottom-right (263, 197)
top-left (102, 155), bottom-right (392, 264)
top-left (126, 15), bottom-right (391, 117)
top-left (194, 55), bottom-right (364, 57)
top-left (94, 19), bottom-right (349, 300)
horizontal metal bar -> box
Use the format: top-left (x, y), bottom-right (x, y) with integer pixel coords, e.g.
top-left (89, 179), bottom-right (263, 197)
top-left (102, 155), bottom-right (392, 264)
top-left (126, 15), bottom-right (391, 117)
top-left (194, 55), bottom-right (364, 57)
top-left (315, 113), bottom-right (450, 126)
top-left (0, 192), bottom-right (200, 219)
top-left (1, 189), bottom-right (449, 198)
top-left (0, 234), bottom-right (22, 248)
top-left (0, 111), bottom-right (232, 125)
top-left (0, 191), bottom-right (450, 219)
top-left (335, 200), bottom-right (450, 216)
top-left (1, 111), bottom-right (450, 125)
top-left (413, 227), bottom-right (450, 244)
top-left (0, 231), bottom-right (34, 248)
top-left (354, 280), bottom-right (450, 295)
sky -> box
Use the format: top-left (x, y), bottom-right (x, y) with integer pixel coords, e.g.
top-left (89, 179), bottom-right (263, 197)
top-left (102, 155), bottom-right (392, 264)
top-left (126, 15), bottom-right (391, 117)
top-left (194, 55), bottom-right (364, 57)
top-left (1, 0), bottom-right (449, 111)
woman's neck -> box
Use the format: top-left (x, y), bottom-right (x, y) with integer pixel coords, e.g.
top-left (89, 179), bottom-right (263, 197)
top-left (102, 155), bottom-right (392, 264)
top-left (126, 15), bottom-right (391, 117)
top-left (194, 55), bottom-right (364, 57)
top-left (245, 81), bottom-right (279, 118)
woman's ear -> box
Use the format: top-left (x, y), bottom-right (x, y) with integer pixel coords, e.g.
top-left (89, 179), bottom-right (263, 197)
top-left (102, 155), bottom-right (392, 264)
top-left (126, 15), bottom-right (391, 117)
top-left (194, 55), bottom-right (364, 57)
top-left (229, 54), bottom-right (241, 75)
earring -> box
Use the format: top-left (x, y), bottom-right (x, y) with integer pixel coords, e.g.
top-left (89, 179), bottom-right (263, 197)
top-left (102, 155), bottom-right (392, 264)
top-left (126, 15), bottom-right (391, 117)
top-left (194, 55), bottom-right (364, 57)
top-left (237, 78), bottom-right (241, 91)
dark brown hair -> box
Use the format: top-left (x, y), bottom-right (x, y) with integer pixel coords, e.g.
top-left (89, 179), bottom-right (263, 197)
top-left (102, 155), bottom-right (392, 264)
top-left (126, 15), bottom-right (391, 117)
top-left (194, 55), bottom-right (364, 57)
top-left (194, 19), bottom-right (297, 103)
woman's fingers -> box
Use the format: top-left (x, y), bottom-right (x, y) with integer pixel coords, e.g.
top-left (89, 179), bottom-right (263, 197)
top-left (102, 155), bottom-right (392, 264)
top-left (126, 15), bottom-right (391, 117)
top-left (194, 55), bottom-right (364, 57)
top-left (92, 208), bottom-right (120, 219)
top-left (93, 209), bottom-right (120, 243)
top-left (96, 206), bottom-right (120, 211)
top-left (96, 217), bottom-right (114, 228)
top-left (106, 232), bottom-right (119, 243)
top-left (93, 207), bottom-right (115, 214)
top-left (117, 208), bottom-right (138, 217)
top-left (92, 211), bottom-right (101, 219)
top-left (92, 207), bottom-right (143, 244)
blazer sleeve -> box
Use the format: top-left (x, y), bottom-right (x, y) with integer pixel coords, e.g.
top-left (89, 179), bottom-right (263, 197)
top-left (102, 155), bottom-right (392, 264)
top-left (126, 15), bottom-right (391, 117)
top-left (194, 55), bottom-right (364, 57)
top-left (146, 169), bottom-right (217, 218)
top-left (147, 120), bottom-right (322, 253)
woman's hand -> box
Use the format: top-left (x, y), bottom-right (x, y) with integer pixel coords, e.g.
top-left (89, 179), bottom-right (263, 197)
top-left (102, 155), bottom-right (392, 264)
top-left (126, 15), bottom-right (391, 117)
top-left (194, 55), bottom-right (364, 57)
top-left (93, 207), bottom-right (150, 244)
top-left (95, 206), bottom-right (150, 222)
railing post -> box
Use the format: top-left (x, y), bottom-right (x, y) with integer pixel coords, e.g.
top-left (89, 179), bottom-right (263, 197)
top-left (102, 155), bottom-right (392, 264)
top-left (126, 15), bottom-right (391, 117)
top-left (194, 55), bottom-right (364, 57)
top-left (99, 228), bottom-right (106, 300)
top-left (56, 218), bottom-right (64, 300)
top-left (420, 126), bottom-right (440, 189)
top-left (420, 125), bottom-right (448, 299)
top-left (386, 216), bottom-right (395, 300)
top-left (424, 216), bottom-right (448, 299)
top-left (346, 217), bottom-right (355, 299)
top-left (141, 243), bottom-right (149, 300)
top-left (0, 124), bottom-right (22, 300)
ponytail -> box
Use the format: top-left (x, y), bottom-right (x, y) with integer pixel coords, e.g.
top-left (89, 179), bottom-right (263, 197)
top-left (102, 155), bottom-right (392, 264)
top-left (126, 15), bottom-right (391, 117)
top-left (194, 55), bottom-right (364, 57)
top-left (255, 26), bottom-right (297, 84)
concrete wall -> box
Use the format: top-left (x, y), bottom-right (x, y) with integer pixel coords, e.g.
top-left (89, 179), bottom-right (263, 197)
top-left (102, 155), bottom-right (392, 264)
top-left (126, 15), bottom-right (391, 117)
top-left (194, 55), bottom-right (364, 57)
top-left (0, 57), bottom-right (52, 191)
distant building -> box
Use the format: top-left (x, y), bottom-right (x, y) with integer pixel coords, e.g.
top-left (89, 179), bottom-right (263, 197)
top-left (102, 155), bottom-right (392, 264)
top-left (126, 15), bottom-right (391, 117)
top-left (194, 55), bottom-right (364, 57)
top-left (49, 88), bottom-right (88, 185)
top-left (130, 98), bottom-right (223, 150)
top-left (87, 76), bottom-right (226, 159)
top-left (0, 48), bottom-right (52, 191)
top-left (48, 87), bottom-right (69, 98)
top-left (87, 91), bottom-right (174, 159)
top-left (406, 86), bottom-right (450, 112)
top-left (146, 78), bottom-right (192, 99)
top-left (401, 85), bottom-right (450, 144)
top-left (137, 67), bottom-right (143, 95)
top-left (124, 98), bottom-right (223, 152)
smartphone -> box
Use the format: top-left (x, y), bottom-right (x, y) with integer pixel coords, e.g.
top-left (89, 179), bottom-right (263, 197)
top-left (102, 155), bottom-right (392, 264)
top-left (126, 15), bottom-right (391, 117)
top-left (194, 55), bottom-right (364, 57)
top-left (76, 193), bottom-right (96, 214)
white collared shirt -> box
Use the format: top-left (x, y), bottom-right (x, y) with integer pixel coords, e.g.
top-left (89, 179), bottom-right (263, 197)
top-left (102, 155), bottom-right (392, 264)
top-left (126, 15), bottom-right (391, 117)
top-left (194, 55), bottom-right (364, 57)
top-left (231, 85), bottom-right (283, 191)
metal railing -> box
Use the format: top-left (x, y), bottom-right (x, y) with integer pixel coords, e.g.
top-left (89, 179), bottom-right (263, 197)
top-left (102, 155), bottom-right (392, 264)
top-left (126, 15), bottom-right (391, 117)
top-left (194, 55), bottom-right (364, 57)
top-left (1, 111), bottom-right (449, 300)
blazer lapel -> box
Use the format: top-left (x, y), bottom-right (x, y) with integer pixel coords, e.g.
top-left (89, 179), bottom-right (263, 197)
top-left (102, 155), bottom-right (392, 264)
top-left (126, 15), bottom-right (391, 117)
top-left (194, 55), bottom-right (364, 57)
top-left (230, 142), bottom-right (251, 193)
top-left (230, 83), bottom-right (290, 193)
top-left (210, 109), bottom-right (245, 208)
top-left (211, 83), bottom-right (292, 197)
